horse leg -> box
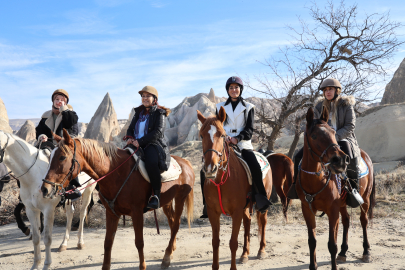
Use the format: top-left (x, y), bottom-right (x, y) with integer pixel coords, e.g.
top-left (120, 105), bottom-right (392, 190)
top-left (25, 207), bottom-right (41, 270)
top-left (302, 207), bottom-right (317, 270)
top-left (327, 209), bottom-right (339, 270)
top-left (360, 199), bottom-right (371, 262)
top-left (42, 208), bottom-right (56, 270)
top-left (132, 210), bottom-right (146, 270)
top-left (239, 208), bottom-right (251, 264)
top-left (161, 201), bottom-right (176, 269)
top-left (208, 210), bottom-right (221, 270)
top-left (102, 212), bottom-right (120, 270)
top-left (229, 211), bottom-right (243, 270)
top-left (257, 210), bottom-right (268, 259)
top-left (14, 202), bottom-right (30, 236)
top-left (59, 202), bottom-right (74, 252)
top-left (77, 187), bottom-right (93, 250)
top-left (337, 206), bottom-right (350, 262)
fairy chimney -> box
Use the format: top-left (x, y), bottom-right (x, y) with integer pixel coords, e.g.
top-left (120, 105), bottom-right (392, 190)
top-left (381, 58), bottom-right (405, 105)
top-left (16, 120), bottom-right (36, 143)
top-left (0, 97), bottom-right (13, 133)
top-left (84, 93), bottom-right (119, 142)
top-left (208, 88), bottom-right (216, 103)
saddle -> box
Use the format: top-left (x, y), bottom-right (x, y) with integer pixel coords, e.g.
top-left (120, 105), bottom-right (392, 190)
top-left (125, 147), bottom-right (182, 183)
top-left (233, 149), bottom-right (271, 185)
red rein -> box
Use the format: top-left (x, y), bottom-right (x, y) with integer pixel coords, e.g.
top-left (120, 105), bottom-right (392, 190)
top-left (209, 143), bottom-right (231, 217)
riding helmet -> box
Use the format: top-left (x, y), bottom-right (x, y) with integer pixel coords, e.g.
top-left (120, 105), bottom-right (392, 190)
top-left (139, 86), bottom-right (158, 100)
top-left (52, 89), bottom-right (69, 103)
top-left (225, 76), bottom-right (244, 93)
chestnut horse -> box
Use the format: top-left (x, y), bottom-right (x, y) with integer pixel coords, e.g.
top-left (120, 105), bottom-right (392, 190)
top-left (197, 107), bottom-right (273, 270)
top-left (292, 107), bottom-right (375, 270)
top-left (266, 153), bottom-right (294, 221)
top-left (41, 129), bottom-right (195, 270)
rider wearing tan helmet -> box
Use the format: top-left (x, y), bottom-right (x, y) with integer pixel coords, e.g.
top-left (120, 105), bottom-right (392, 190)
top-left (287, 78), bottom-right (361, 199)
top-left (124, 86), bottom-right (171, 210)
top-left (35, 89), bottom-right (81, 200)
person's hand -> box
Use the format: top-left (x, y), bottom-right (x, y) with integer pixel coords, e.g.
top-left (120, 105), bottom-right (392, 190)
top-left (41, 135), bottom-right (48, 142)
top-left (126, 138), bottom-right (134, 145)
top-left (132, 140), bottom-right (139, 148)
top-left (230, 137), bottom-right (238, 145)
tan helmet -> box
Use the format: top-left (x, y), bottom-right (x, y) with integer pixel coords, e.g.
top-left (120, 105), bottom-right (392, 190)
top-left (52, 89), bottom-right (69, 103)
top-left (320, 78), bottom-right (342, 92)
top-left (138, 86), bottom-right (158, 100)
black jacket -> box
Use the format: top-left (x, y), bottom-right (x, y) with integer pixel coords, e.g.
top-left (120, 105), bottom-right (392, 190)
top-left (126, 105), bottom-right (171, 171)
top-left (35, 106), bottom-right (79, 144)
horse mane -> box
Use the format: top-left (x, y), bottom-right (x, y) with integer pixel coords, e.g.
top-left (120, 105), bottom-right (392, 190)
top-left (58, 137), bottom-right (119, 164)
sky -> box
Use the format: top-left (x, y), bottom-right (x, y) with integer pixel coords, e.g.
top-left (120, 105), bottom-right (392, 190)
top-left (1, 0), bottom-right (405, 122)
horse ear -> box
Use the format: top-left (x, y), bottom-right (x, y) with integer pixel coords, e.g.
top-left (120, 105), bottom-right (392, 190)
top-left (52, 132), bottom-right (62, 143)
top-left (62, 129), bottom-right (73, 146)
top-left (306, 107), bottom-right (314, 129)
top-left (197, 110), bottom-right (206, 124)
top-left (217, 106), bottom-right (226, 123)
top-left (320, 105), bottom-right (329, 123)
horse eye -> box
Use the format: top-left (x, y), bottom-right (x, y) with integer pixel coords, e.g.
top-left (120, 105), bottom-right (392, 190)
top-left (59, 156), bottom-right (67, 161)
top-left (200, 135), bottom-right (203, 139)
top-left (311, 134), bottom-right (317, 140)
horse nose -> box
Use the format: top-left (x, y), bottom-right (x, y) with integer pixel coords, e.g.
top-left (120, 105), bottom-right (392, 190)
top-left (41, 185), bottom-right (49, 198)
top-left (345, 155), bottom-right (350, 165)
top-left (330, 155), bottom-right (341, 165)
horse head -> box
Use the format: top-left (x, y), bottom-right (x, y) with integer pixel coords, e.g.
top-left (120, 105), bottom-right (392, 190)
top-left (197, 106), bottom-right (227, 179)
top-left (305, 106), bottom-right (349, 174)
top-left (41, 129), bottom-right (83, 199)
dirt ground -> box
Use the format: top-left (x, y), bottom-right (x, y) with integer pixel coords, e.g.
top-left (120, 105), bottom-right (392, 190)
top-left (1, 199), bottom-right (405, 270)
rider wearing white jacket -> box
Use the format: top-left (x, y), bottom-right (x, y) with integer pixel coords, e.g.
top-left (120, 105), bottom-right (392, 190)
top-left (199, 76), bottom-right (272, 218)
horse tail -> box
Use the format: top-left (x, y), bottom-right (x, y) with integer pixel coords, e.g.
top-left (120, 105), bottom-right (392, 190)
top-left (368, 171), bottom-right (376, 220)
top-left (256, 211), bottom-right (264, 240)
top-left (185, 189), bottom-right (194, 229)
top-left (284, 156), bottom-right (294, 210)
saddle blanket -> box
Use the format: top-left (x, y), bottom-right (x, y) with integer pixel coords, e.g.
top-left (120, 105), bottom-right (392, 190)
top-left (358, 157), bottom-right (369, 178)
top-left (236, 151), bottom-right (271, 185)
top-left (126, 148), bottom-right (182, 183)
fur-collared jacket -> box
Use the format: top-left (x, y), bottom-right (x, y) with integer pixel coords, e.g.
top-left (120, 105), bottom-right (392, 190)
top-left (314, 95), bottom-right (361, 158)
top-left (35, 105), bottom-right (79, 145)
top-left (126, 105), bottom-right (171, 171)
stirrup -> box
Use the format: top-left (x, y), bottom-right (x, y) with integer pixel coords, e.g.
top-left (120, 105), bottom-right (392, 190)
top-left (287, 183), bottom-right (299, 199)
top-left (146, 195), bottom-right (160, 209)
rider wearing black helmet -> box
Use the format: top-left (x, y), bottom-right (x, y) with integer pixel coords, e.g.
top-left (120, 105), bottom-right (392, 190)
top-left (199, 76), bottom-right (272, 218)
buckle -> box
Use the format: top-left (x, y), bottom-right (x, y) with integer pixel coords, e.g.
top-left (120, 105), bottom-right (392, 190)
top-left (230, 129), bottom-right (237, 133)
top-left (305, 194), bottom-right (314, 203)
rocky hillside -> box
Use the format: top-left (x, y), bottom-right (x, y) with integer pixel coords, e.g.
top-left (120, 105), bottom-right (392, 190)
top-left (0, 97), bottom-right (13, 133)
top-left (381, 58), bottom-right (405, 105)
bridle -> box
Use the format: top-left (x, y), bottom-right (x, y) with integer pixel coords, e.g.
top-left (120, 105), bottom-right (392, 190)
top-left (298, 128), bottom-right (341, 216)
top-left (0, 134), bottom-right (41, 181)
top-left (42, 139), bottom-right (81, 198)
top-left (201, 137), bottom-right (230, 174)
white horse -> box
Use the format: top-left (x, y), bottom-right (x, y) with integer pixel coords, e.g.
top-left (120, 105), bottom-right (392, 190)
top-left (0, 131), bottom-right (96, 270)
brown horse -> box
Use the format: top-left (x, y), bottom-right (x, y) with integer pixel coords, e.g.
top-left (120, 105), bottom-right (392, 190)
top-left (292, 107), bottom-right (375, 270)
top-left (41, 129), bottom-right (195, 270)
top-left (266, 153), bottom-right (294, 221)
top-left (197, 107), bottom-right (273, 270)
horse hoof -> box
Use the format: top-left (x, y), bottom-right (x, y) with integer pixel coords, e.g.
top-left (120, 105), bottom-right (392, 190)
top-left (58, 245), bottom-right (67, 252)
top-left (257, 251), bottom-right (267, 259)
top-left (239, 256), bottom-right (249, 264)
top-left (161, 259), bottom-right (171, 269)
top-left (77, 243), bottom-right (85, 250)
top-left (24, 228), bottom-right (31, 236)
top-left (362, 254), bottom-right (371, 263)
top-left (336, 255), bottom-right (346, 262)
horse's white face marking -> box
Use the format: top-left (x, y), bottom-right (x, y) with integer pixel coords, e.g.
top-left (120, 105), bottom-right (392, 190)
top-left (208, 125), bottom-right (217, 144)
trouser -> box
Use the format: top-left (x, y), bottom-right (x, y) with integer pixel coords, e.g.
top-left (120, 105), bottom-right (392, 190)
top-left (293, 140), bottom-right (355, 182)
top-left (144, 145), bottom-right (161, 193)
top-left (200, 169), bottom-right (206, 205)
top-left (242, 149), bottom-right (267, 197)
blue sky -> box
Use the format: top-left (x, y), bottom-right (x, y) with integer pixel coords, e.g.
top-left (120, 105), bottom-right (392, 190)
top-left (1, 0), bottom-right (404, 122)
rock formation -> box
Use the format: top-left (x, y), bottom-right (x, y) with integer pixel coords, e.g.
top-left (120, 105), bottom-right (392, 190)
top-left (356, 103), bottom-right (405, 162)
top-left (16, 120), bottom-right (36, 143)
top-left (165, 89), bottom-right (226, 146)
top-left (0, 97), bottom-right (13, 133)
top-left (77, 122), bottom-right (88, 138)
top-left (84, 93), bottom-right (120, 142)
top-left (381, 58), bottom-right (405, 105)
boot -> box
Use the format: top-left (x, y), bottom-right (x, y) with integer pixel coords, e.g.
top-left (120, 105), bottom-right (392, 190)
top-left (147, 189), bottom-right (160, 209)
top-left (255, 194), bottom-right (272, 214)
top-left (199, 205), bottom-right (208, 219)
top-left (65, 177), bottom-right (82, 201)
top-left (346, 157), bottom-right (360, 188)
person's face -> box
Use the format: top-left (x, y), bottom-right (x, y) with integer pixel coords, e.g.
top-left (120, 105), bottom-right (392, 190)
top-left (53, 95), bottom-right (66, 108)
top-left (323, 86), bottom-right (336, 101)
top-left (228, 83), bottom-right (241, 99)
top-left (141, 93), bottom-right (154, 107)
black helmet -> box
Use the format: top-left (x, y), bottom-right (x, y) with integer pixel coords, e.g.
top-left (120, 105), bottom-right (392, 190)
top-left (225, 76), bottom-right (244, 92)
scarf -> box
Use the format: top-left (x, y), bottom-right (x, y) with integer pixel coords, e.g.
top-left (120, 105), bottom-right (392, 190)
top-left (134, 110), bottom-right (150, 139)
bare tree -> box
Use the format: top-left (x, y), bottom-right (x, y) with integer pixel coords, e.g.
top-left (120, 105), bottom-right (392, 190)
top-left (249, 0), bottom-right (403, 151)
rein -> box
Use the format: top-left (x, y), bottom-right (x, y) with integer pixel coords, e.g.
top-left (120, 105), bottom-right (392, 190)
top-left (203, 140), bottom-right (231, 216)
